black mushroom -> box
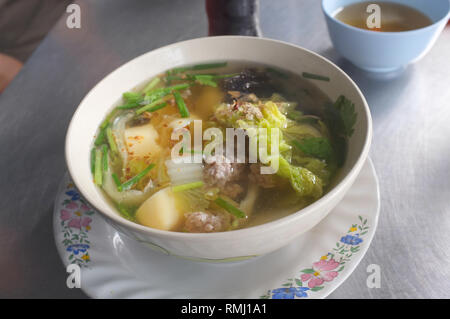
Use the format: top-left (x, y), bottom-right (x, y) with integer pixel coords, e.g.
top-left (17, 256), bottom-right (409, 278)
top-left (222, 68), bottom-right (276, 100)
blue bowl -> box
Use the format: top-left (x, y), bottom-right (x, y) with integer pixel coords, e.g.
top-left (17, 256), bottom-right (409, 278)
top-left (322, 0), bottom-right (450, 72)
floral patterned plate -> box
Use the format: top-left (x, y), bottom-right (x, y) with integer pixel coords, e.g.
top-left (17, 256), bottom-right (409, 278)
top-left (53, 158), bottom-right (379, 299)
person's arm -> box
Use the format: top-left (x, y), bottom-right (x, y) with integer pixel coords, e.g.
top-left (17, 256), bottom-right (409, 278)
top-left (0, 53), bottom-right (22, 93)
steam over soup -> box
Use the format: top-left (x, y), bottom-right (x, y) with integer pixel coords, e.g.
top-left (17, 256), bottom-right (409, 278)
top-left (91, 62), bottom-right (357, 232)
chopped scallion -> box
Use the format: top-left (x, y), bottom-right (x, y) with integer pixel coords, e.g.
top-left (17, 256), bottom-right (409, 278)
top-left (136, 99), bottom-right (167, 115)
top-left (90, 148), bottom-right (96, 173)
top-left (147, 83), bottom-right (190, 96)
top-left (117, 102), bottom-right (142, 110)
top-left (94, 148), bottom-right (103, 186)
top-left (119, 164), bottom-right (155, 191)
top-left (144, 90), bottom-right (169, 103)
top-left (117, 92), bottom-right (145, 109)
top-left (166, 73), bottom-right (236, 84)
top-left (302, 72), bottom-right (330, 82)
top-left (123, 92), bottom-right (144, 104)
top-left (193, 74), bottom-right (217, 87)
top-left (214, 197), bottom-right (246, 219)
top-left (191, 62), bottom-right (228, 70)
top-left (173, 91), bottom-right (189, 118)
top-left (106, 127), bottom-right (118, 153)
top-left (101, 144), bottom-right (108, 172)
top-left (144, 83), bottom-right (191, 103)
top-left (164, 75), bottom-right (185, 82)
top-left (172, 181), bottom-right (204, 193)
top-left (266, 67), bottom-right (290, 79)
top-left (142, 77), bottom-right (161, 93)
top-left (94, 127), bottom-right (106, 146)
top-left (169, 62), bottom-right (227, 74)
top-left (100, 109), bottom-right (118, 129)
top-left (111, 173), bottom-right (121, 190)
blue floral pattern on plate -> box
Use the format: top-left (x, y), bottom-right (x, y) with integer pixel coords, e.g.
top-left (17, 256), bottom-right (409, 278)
top-left (260, 215), bottom-right (369, 299)
top-left (60, 183), bottom-right (95, 268)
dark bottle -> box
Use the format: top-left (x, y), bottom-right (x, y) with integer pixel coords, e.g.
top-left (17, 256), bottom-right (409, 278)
top-left (206, 0), bottom-right (261, 36)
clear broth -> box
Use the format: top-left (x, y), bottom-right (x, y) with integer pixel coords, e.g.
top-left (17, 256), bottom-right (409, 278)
top-left (334, 1), bottom-right (432, 32)
top-left (96, 62), bottom-right (345, 231)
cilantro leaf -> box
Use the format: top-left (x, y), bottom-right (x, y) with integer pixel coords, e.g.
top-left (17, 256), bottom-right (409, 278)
top-left (334, 95), bottom-right (357, 137)
top-left (293, 137), bottom-right (333, 161)
top-left (322, 95), bottom-right (357, 167)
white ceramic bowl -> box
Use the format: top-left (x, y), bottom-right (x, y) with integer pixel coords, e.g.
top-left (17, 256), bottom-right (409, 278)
top-left (65, 36), bottom-right (372, 261)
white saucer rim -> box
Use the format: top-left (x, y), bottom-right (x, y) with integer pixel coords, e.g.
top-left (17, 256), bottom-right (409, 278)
top-left (319, 158), bottom-right (380, 298)
top-left (53, 158), bottom-right (380, 299)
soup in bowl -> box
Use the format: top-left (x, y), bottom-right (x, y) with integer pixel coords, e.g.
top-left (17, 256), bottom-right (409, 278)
top-left (65, 36), bottom-right (372, 260)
